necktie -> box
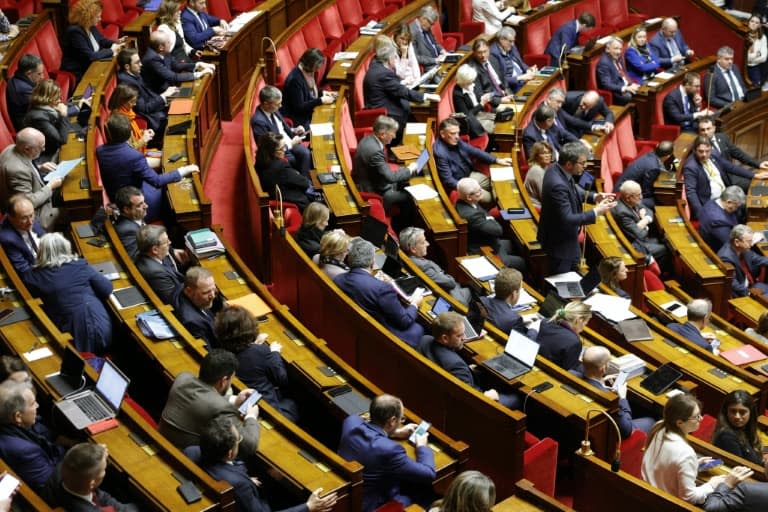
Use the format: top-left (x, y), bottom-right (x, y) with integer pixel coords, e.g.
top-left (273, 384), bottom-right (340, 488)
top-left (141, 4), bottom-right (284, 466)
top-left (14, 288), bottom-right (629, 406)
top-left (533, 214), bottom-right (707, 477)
top-left (740, 254), bottom-right (755, 286)
top-left (703, 159), bottom-right (725, 195)
top-left (724, 69), bottom-right (742, 101)
top-left (711, 136), bottom-right (722, 156)
top-left (614, 59), bottom-right (629, 85)
top-left (27, 232), bottom-right (37, 255)
top-left (485, 62), bottom-right (504, 95)
top-left (667, 38), bottom-right (680, 58)
top-left (683, 94), bottom-right (690, 115)
top-left (196, 11), bottom-right (207, 30)
top-left (423, 30), bottom-right (439, 57)
top-left (509, 54), bottom-right (523, 75)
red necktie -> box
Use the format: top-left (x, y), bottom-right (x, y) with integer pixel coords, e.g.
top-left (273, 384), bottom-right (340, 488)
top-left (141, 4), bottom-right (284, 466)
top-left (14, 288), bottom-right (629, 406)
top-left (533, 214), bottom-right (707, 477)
top-left (615, 59), bottom-right (629, 83)
top-left (485, 62), bottom-right (504, 96)
top-left (740, 254), bottom-right (755, 286)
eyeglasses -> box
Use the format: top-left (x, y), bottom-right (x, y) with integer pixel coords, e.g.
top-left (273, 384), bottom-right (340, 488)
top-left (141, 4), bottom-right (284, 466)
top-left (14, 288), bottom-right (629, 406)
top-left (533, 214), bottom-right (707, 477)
top-left (688, 413), bottom-right (703, 421)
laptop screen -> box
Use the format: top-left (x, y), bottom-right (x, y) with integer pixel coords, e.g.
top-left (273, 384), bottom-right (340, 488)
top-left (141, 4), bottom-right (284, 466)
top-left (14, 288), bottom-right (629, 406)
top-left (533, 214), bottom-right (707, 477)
top-left (504, 330), bottom-right (540, 367)
top-left (431, 296), bottom-right (452, 316)
top-left (360, 216), bottom-right (388, 248)
top-left (96, 360), bottom-right (130, 411)
top-left (60, 346), bottom-right (85, 381)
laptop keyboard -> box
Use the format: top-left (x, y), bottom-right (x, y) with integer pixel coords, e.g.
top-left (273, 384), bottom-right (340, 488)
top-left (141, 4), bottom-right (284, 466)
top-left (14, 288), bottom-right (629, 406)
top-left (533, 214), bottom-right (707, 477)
top-left (73, 395), bottom-right (108, 421)
top-left (566, 283), bottom-right (581, 294)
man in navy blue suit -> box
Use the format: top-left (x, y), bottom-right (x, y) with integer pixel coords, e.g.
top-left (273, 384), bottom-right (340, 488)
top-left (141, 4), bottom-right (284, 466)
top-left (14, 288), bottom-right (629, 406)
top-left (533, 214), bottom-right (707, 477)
top-left (538, 142), bottom-right (617, 273)
top-left (698, 116), bottom-right (768, 171)
top-left (334, 238), bottom-right (425, 347)
top-left (6, 55), bottom-right (44, 131)
top-left (173, 267), bottom-right (220, 347)
top-left (649, 18), bottom-right (693, 70)
top-left (697, 186), bottom-right (745, 252)
top-left (667, 299), bottom-right (720, 353)
top-left (0, 194), bottom-right (45, 276)
top-left (468, 38), bottom-right (515, 108)
top-left (560, 90), bottom-right (615, 137)
top-left (250, 85), bottom-right (312, 177)
top-left (490, 27), bottom-right (536, 93)
top-left (717, 224), bottom-right (768, 297)
top-left (596, 37), bottom-right (640, 106)
top-left (181, 0), bottom-right (229, 51)
top-left (338, 394), bottom-right (436, 511)
top-left (479, 268), bottom-right (537, 338)
top-left (704, 46), bottom-right (748, 108)
top-left (613, 141), bottom-right (675, 209)
top-left (545, 11), bottom-right (596, 65)
top-left (117, 48), bottom-right (178, 133)
top-left (662, 72), bottom-right (712, 132)
top-left (522, 104), bottom-right (579, 161)
top-left (141, 31), bottom-right (214, 95)
top-left (191, 416), bottom-right (338, 512)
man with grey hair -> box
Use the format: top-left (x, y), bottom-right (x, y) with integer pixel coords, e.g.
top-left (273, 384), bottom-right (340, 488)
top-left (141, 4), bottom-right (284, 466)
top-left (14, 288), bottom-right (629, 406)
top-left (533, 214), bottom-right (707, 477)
top-left (399, 226), bottom-right (472, 305)
top-left (522, 103), bottom-right (579, 159)
top-left (613, 180), bottom-right (670, 270)
top-left (364, 45), bottom-right (439, 146)
top-left (580, 346), bottom-right (655, 438)
top-left (704, 46), bottom-right (746, 108)
top-left (135, 224), bottom-right (184, 303)
top-left (596, 37), bottom-right (640, 106)
top-left (141, 30), bottom-right (214, 94)
top-left (698, 185), bottom-right (747, 252)
top-left (490, 27), bottom-right (536, 92)
top-left (560, 90), bottom-right (615, 136)
top-left (334, 238), bottom-right (425, 346)
top-left (668, 298), bottom-right (720, 353)
top-left (409, 5), bottom-right (446, 70)
top-left (173, 266), bottom-right (220, 346)
top-left (0, 127), bottom-right (64, 230)
top-left (250, 84), bottom-right (311, 176)
top-left (614, 141), bottom-right (676, 207)
top-left (717, 224), bottom-right (768, 297)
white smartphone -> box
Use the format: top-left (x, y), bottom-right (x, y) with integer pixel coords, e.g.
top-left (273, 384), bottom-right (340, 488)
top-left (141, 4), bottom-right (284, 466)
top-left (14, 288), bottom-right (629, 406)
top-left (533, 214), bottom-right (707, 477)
top-left (0, 473), bottom-right (19, 500)
top-left (238, 391), bottom-right (263, 416)
top-left (611, 371), bottom-right (628, 392)
top-left (409, 421), bottom-right (431, 444)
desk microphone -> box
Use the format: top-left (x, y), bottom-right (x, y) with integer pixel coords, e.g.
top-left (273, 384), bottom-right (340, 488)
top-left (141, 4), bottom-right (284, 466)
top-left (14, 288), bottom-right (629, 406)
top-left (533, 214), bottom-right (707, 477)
top-left (578, 409), bottom-right (623, 472)
top-left (274, 185), bottom-right (286, 237)
top-left (262, 37), bottom-right (280, 78)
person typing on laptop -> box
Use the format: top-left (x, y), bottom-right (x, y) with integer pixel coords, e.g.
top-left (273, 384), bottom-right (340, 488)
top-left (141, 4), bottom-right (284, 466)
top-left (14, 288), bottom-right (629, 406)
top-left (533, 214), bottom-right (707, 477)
top-left (418, 312), bottom-right (520, 409)
top-left (479, 268), bottom-right (537, 338)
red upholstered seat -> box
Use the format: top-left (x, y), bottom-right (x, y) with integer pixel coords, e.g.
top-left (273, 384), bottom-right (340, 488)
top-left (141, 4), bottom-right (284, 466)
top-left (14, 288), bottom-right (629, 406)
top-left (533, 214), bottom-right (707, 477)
top-left (101, 0), bottom-right (141, 29)
top-left (0, 81), bottom-right (14, 139)
top-left (373, 501), bottom-right (404, 512)
top-left (269, 201), bottom-right (302, 234)
top-left (459, 0), bottom-right (485, 41)
top-left (319, 4), bottom-right (346, 42)
top-left (691, 414), bottom-right (716, 442)
top-left (124, 396), bottom-right (158, 429)
top-left (523, 431), bottom-right (558, 497)
top-left (301, 18), bottom-right (327, 53)
top-left (643, 269), bottom-right (664, 291)
top-left (337, 0), bottom-right (370, 29)
top-left (619, 429), bottom-right (647, 479)
top-left (431, 18), bottom-right (462, 53)
top-left (36, 21), bottom-right (76, 97)
top-left (361, 0), bottom-right (396, 19)
top-left (0, 0), bottom-right (34, 20)
top-left (0, 107), bottom-right (14, 149)
top-left (230, 0), bottom-right (256, 14)
top-left (285, 32), bottom-right (308, 69)
top-left (205, 0), bottom-right (232, 21)
top-left (523, 18), bottom-right (551, 66)
top-left (600, 0), bottom-right (646, 31)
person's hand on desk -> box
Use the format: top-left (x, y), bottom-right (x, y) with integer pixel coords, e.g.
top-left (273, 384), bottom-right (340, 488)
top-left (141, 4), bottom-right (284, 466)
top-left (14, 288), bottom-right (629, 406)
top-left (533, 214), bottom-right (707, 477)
top-left (436, 52), bottom-right (447, 63)
top-left (235, 389), bottom-right (260, 419)
top-left (424, 93), bottom-right (441, 102)
top-left (495, 157), bottom-right (513, 166)
top-left (752, 231), bottom-right (765, 246)
top-left (480, 92), bottom-right (493, 106)
top-left (54, 102), bottom-right (68, 117)
top-left (178, 164), bottom-right (200, 177)
top-left (39, 161), bottom-right (57, 174)
top-left (709, 466), bottom-right (753, 488)
top-left (213, 25), bottom-right (227, 36)
top-left (219, 20), bottom-right (230, 31)
top-left (758, 161), bottom-right (768, 170)
top-left (110, 42), bottom-right (124, 54)
top-left (484, 389), bottom-right (500, 401)
top-left (307, 488), bottom-right (338, 512)
top-left (7, 24), bottom-right (18, 38)
top-left (293, 125), bottom-right (306, 136)
top-left (321, 91), bottom-right (336, 105)
top-left (597, 121), bottom-right (614, 134)
top-left (391, 422), bottom-right (418, 440)
top-left (47, 177), bottom-right (64, 190)
top-left (754, 171), bottom-right (768, 179)
top-left (269, 341), bottom-right (282, 353)
top-left (161, 86), bottom-right (180, 100)
top-left (407, 162), bottom-right (419, 175)
top-left (409, 289), bottom-right (425, 307)
top-left (142, 129), bottom-right (155, 144)
top-left (671, 54), bottom-right (685, 64)
top-left (623, 83), bottom-right (641, 95)
top-left (686, 49), bottom-right (695, 58)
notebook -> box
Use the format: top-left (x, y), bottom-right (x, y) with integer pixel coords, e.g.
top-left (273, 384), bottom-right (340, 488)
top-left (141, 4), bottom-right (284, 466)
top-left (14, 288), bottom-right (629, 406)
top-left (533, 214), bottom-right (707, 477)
top-left (55, 359), bottom-right (130, 430)
top-left (45, 346), bottom-right (85, 396)
top-left (617, 318), bottom-right (653, 342)
top-left (172, 87), bottom-right (193, 98)
top-left (639, 363), bottom-right (682, 395)
top-left (428, 296), bottom-right (482, 341)
top-left (413, 149), bottom-right (430, 175)
top-left (481, 330), bottom-right (540, 380)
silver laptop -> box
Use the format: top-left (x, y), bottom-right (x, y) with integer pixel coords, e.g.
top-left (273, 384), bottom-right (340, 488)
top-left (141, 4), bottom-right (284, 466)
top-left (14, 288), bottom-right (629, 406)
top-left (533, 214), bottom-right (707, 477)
top-left (481, 330), bottom-right (540, 380)
top-left (428, 297), bottom-right (481, 341)
top-left (55, 359), bottom-right (130, 430)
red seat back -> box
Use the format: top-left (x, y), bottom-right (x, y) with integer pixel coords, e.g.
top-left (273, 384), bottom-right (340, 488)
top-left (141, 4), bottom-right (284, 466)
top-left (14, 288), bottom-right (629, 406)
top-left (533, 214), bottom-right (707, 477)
top-left (301, 18), bottom-right (327, 52)
top-left (206, 0), bottom-right (232, 21)
top-left (0, 81), bottom-right (14, 139)
top-left (286, 31), bottom-right (308, 65)
top-left (36, 22), bottom-right (63, 70)
top-left (337, 0), bottom-right (366, 28)
top-left (0, 109), bottom-right (14, 149)
top-left (548, 7), bottom-right (575, 37)
top-left (691, 414), bottom-right (716, 442)
top-left (319, 4), bottom-right (345, 42)
top-left (524, 18), bottom-right (551, 56)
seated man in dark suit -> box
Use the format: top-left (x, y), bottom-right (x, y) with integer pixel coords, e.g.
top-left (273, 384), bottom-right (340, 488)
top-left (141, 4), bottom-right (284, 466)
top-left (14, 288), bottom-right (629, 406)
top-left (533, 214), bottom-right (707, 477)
top-left (522, 104), bottom-right (579, 159)
top-left (648, 18), bottom-right (693, 70)
top-left (698, 116), bottom-right (768, 171)
top-left (682, 136), bottom-right (766, 219)
top-left (717, 224), bottom-right (768, 298)
top-left (490, 27), bottom-right (537, 93)
top-left (116, 48), bottom-right (178, 133)
top-left (6, 55), bottom-right (45, 132)
top-left (0, 194), bottom-right (45, 276)
top-left (338, 394), bottom-right (436, 511)
top-left (113, 186), bottom-right (147, 259)
top-left (479, 268), bottom-right (537, 338)
top-left (399, 227), bottom-right (472, 306)
top-left (44, 443), bottom-right (139, 512)
top-left (468, 38), bottom-right (515, 109)
top-left (698, 186), bottom-right (745, 252)
top-left (596, 37), bottom-right (640, 106)
top-left (613, 180), bottom-right (671, 271)
top-left (408, 5), bottom-right (446, 71)
top-left (135, 224), bottom-right (184, 304)
top-left (363, 45), bottom-right (439, 146)
top-left (455, 177), bottom-right (526, 272)
top-left (662, 72), bottom-right (712, 133)
top-left (667, 298), bottom-right (720, 353)
top-left (173, 266), bottom-right (221, 347)
top-left (334, 238), bottom-right (425, 346)
top-left (160, 349), bottom-right (260, 453)
top-left (419, 312), bottom-right (519, 408)
top-left (613, 141), bottom-right (675, 209)
top-left (579, 346), bottom-right (655, 437)
top-left (188, 416), bottom-right (337, 512)
top-left (704, 46), bottom-right (747, 109)
top-left (560, 90), bottom-right (615, 137)
top-left (141, 30), bottom-right (214, 95)
top-left (433, 117), bottom-right (511, 205)
top-left (250, 85), bottom-right (312, 177)
top-left (545, 11), bottom-right (596, 65)
top-left (181, 0), bottom-right (229, 51)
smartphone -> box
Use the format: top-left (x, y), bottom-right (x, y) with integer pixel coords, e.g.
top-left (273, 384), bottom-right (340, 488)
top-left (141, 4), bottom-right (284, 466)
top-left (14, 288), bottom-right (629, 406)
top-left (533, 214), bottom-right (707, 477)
top-left (238, 391), bottom-right (262, 416)
top-left (169, 151), bottom-right (186, 163)
top-left (611, 371), bottom-right (628, 392)
top-left (666, 303), bottom-right (682, 312)
top-left (698, 458), bottom-right (723, 471)
top-left (0, 473), bottom-right (19, 500)
top-left (409, 420), bottom-right (431, 444)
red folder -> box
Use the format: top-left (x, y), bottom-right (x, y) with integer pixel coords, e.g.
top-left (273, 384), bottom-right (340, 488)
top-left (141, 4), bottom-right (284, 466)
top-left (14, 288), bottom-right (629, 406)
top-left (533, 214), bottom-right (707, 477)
top-left (720, 344), bottom-right (767, 365)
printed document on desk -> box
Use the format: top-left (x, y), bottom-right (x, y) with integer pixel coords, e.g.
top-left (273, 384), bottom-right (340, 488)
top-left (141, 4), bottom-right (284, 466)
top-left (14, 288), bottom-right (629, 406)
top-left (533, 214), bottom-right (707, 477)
top-left (584, 293), bottom-right (634, 322)
top-left (490, 167), bottom-right (515, 181)
top-left (404, 184), bottom-right (438, 201)
top-left (460, 256), bottom-right (499, 281)
top-left (45, 157), bottom-right (83, 182)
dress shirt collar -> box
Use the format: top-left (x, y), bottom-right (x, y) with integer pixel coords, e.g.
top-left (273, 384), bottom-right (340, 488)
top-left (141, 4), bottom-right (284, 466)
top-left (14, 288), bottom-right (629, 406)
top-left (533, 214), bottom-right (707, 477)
top-left (61, 483), bottom-right (94, 504)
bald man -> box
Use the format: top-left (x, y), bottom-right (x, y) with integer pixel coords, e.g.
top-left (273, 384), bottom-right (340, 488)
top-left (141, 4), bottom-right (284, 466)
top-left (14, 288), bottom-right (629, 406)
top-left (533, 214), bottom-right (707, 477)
top-left (613, 180), bottom-right (670, 269)
top-left (141, 30), bottom-right (214, 94)
top-left (560, 90), bottom-right (615, 136)
top-left (649, 18), bottom-right (694, 70)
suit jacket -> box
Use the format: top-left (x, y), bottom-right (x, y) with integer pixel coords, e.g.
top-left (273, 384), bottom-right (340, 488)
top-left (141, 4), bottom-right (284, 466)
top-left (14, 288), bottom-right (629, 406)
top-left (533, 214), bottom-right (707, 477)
top-left (45, 483), bottom-right (139, 512)
top-left (712, 429), bottom-right (764, 466)
top-left (536, 319), bottom-right (582, 371)
top-left (0, 216), bottom-right (44, 275)
top-left (418, 336), bottom-right (477, 388)
top-left (455, 199), bottom-right (504, 253)
top-left (704, 66), bottom-right (747, 108)
top-left (334, 268), bottom-right (423, 346)
top-left (537, 163), bottom-right (596, 261)
top-left (140, 47), bottom-right (194, 94)
top-left (250, 106), bottom-right (297, 142)
top-left (410, 256), bottom-right (458, 292)
top-left (583, 376), bottom-right (634, 438)
top-left (352, 134), bottom-right (412, 196)
top-left (717, 243), bottom-right (768, 297)
top-left (545, 20), bottom-right (578, 65)
top-left (625, 45), bottom-right (661, 83)
top-left (698, 199), bottom-right (739, 252)
top-left (479, 295), bottom-right (532, 337)
top-left (613, 151), bottom-right (664, 197)
top-left (667, 321), bottom-right (713, 351)
top-left (6, 75), bottom-right (34, 131)
top-left (338, 414), bottom-right (436, 511)
top-left (114, 216), bottom-right (142, 259)
top-left (682, 153), bottom-right (753, 219)
top-left (711, 132), bottom-right (761, 168)
top-left (648, 31), bottom-right (690, 69)
top-left (596, 53), bottom-right (631, 96)
top-left (662, 87), bottom-right (699, 131)
top-left (281, 65), bottom-right (323, 130)
top-left (432, 137), bottom-right (495, 190)
top-left (295, 225), bottom-right (323, 257)
top-left (0, 145), bottom-right (62, 230)
top-left (490, 42), bottom-right (528, 92)
top-left (0, 422), bottom-right (63, 492)
top-left (233, 343), bottom-right (298, 421)
top-left (61, 25), bottom-right (114, 80)
top-left (560, 90), bottom-right (614, 136)
top-left (451, 86), bottom-right (486, 138)
top-left (363, 60), bottom-right (424, 125)
top-left (159, 372), bottom-right (260, 454)
top-left (117, 70), bottom-right (168, 132)
top-left (181, 7), bottom-right (222, 50)
top-left (135, 254), bottom-right (184, 304)
top-left (522, 119), bottom-right (578, 158)
top-left (612, 199), bottom-right (656, 249)
top-left (258, 158), bottom-right (311, 211)
top-left (22, 106), bottom-right (70, 163)
top-left (469, 55), bottom-right (510, 105)
top-left (172, 288), bottom-right (216, 346)
top-left (408, 19), bottom-right (444, 68)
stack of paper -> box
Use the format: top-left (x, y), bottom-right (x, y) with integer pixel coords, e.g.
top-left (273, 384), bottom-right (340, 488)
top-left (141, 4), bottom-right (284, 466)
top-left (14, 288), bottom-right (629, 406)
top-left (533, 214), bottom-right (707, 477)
top-left (226, 11), bottom-right (261, 34)
top-left (460, 256), bottom-right (499, 281)
top-left (404, 184), bottom-right (438, 201)
top-left (584, 293), bottom-right (635, 323)
top-left (334, 51), bottom-right (359, 61)
top-left (44, 157), bottom-right (83, 182)
top-left (490, 166), bottom-right (515, 181)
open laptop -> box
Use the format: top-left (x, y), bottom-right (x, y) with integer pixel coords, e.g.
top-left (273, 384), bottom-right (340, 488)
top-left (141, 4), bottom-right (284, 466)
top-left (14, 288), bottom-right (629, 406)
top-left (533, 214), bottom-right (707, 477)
top-left (360, 215), bottom-right (388, 248)
top-left (45, 346), bottom-right (85, 397)
top-left (552, 268), bottom-right (601, 299)
top-left (428, 296), bottom-right (482, 341)
top-left (481, 330), bottom-right (540, 380)
top-left (55, 359), bottom-right (130, 430)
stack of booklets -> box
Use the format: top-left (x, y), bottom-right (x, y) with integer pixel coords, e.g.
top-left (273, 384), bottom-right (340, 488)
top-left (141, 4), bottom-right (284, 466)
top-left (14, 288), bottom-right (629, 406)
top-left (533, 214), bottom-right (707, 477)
top-left (185, 228), bottom-right (225, 257)
top-left (360, 20), bottom-right (385, 35)
top-left (136, 310), bottom-right (177, 340)
top-left (608, 353), bottom-right (646, 379)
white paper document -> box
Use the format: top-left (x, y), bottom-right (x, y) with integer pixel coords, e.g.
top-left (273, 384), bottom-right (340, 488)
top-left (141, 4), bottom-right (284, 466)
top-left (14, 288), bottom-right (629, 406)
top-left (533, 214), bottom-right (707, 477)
top-left (584, 293), bottom-right (635, 322)
top-left (310, 123), bottom-right (334, 136)
top-left (334, 51), bottom-right (359, 61)
top-left (404, 184), bottom-right (438, 201)
top-left (660, 300), bottom-right (688, 318)
top-left (654, 72), bottom-right (674, 80)
top-left (545, 271), bottom-right (582, 286)
top-left (490, 166), bottom-right (515, 181)
top-left (516, 288), bottom-right (537, 306)
top-left (405, 123), bottom-right (427, 135)
top-left (45, 157), bottom-right (83, 182)
top-left (460, 256), bottom-right (499, 280)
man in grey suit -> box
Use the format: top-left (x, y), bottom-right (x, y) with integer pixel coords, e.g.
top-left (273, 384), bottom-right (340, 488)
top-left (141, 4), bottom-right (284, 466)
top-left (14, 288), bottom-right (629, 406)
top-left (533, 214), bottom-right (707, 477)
top-left (135, 224), bottom-right (184, 303)
top-left (400, 226), bottom-right (472, 306)
top-left (159, 349), bottom-right (260, 457)
top-left (408, 5), bottom-right (446, 70)
top-left (612, 180), bottom-right (670, 271)
top-left (0, 128), bottom-right (64, 230)
top-left (113, 186), bottom-right (147, 259)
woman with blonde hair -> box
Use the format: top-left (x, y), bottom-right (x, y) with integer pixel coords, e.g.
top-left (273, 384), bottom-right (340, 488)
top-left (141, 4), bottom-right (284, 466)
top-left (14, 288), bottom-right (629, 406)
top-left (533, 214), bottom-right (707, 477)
top-left (429, 470), bottom-right (496, 512)
top-left (62, 0), bottom-right (125, 80)
top-left (625, 27), bottom-right (660, 83)
top-left (536, 301), bottom-right (591, 371)
top-left (155, 0), bottom-right (197, 62)
top-left (318, 230), bottom-right (351, 279)
top-left (295, 202), bottom-right (330, 257)
top-left (23, 79), bottom-right (71, 163)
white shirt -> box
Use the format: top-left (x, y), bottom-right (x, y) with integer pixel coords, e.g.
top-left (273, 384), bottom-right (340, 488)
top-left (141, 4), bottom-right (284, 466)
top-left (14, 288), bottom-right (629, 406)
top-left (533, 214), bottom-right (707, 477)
top-left (393, 43), bottom-right (421, 86)
top-left (472, 0), bottom-right (513, 36)
top-left (748, 33), bottom-right (768, 66)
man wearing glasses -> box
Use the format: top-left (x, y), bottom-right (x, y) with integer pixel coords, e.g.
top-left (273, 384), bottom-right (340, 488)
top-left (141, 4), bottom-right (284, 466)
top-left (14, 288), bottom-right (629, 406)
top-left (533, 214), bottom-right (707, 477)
top-left (135, 224), bottom-right (185, 304)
